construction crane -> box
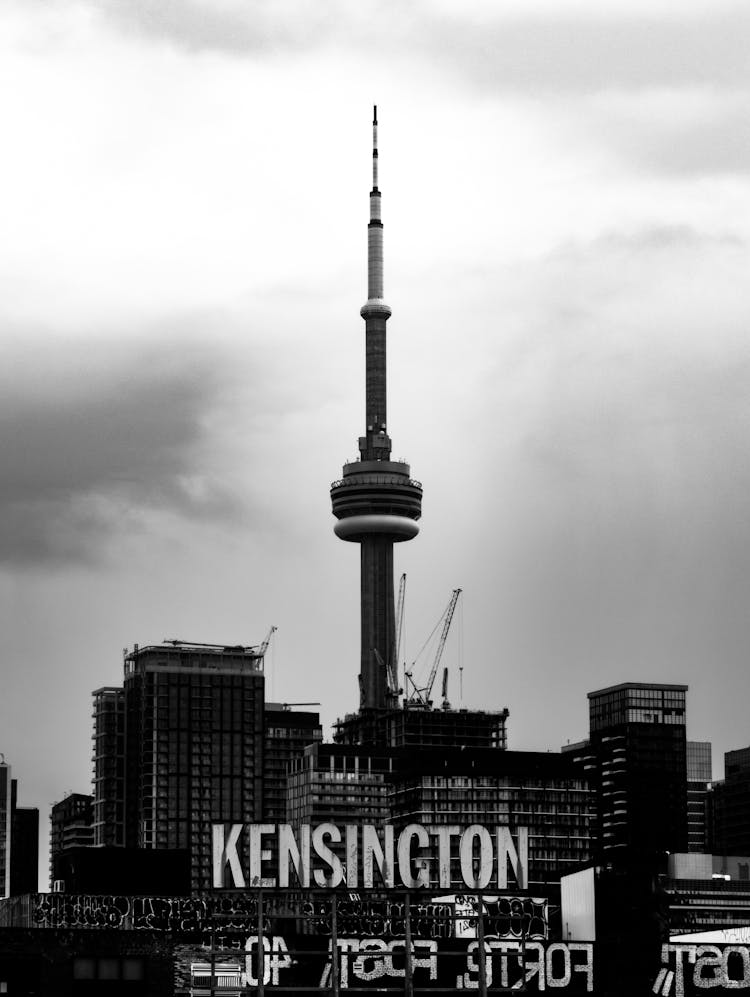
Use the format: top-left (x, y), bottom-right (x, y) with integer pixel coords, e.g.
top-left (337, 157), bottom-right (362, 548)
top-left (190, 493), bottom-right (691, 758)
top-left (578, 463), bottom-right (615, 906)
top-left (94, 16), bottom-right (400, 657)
top-left (280, 702), bottom-right (320, 711)
top-left (252, 625), bottom-right (277, 670)
top-left (393, 573), bottom-right (406, 696)
top-left (373, 574), bottom-right (408, 704)
top-left (164, 639), bottom-right (250, 650)
top-left (164, 625), bottom-right (277, 665)
top-left (256, 625), bottom-right (277, 657)
top-left (406, 588), bottom-right (462, 707)
top-left (373, 648), bottom-right (400, 704)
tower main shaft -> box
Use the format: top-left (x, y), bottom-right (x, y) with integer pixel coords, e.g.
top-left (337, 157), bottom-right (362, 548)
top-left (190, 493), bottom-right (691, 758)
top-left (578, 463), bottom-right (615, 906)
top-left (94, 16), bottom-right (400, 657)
top-left (331, 108), bottom-right (422, 712)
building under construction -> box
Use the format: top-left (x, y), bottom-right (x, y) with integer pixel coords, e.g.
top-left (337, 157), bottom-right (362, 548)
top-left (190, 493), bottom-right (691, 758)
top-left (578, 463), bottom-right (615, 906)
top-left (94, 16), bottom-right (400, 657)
top-left (90, 638), bottom-right (321, 893)
top-left (333, 704), bottom-right (508, 750)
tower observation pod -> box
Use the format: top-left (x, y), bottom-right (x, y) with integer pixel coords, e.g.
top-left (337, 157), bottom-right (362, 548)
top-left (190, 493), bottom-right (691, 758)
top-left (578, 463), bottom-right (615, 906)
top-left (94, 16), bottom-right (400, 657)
top-left (331, 107), bottom-right (423, 712)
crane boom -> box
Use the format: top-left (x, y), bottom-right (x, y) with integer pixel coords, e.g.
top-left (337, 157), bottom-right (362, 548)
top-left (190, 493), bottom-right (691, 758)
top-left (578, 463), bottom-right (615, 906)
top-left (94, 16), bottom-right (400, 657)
top-left (392, 573), bottom-right (406, 694)
top-left (257, 625), bottom-right (277, 656)
top-left (406, 588), bottom-right (462, 706)
top-left (423, 588), bottom-right (461, 702)
top-left (254, 625), bottom-right (277, 671)
top-left (394, 573), bottom-right (406, 669)
top-left (373, 648), bottom-right (399, 702)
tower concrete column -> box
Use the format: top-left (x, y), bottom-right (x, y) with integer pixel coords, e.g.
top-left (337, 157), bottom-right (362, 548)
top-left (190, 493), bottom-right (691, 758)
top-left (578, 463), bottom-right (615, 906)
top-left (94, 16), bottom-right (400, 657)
top-left (331, 107), bottom-right (422, 711)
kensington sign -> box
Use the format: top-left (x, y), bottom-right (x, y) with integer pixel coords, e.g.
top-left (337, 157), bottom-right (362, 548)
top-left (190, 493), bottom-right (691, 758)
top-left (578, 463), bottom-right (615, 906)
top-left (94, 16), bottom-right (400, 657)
top-left (212, 823), bottom-right (528, 891)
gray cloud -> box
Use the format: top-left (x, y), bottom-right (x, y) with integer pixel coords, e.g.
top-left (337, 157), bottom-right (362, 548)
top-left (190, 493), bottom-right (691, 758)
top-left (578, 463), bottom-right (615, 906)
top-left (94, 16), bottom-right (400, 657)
top-left (404, 225), bottom-right (750, 755)
top-left (420, 10), bottom-right (750, 95)
top-left (0, 331), bottom-right (245, 566)
top-left (92, 0), bottom-right (750, 96)
top-left (87, 0), bottom-right (750, 180)
top-left (96, 0), bottom-right (359, 55)
top-left (635, 112), bottom-right (750, 177)
top-left (555, 224), bottom-right (746, 259)
top-left (491, 229), bottom-right (750, 641)
top-left (571, 98), bottom-right (750, 177)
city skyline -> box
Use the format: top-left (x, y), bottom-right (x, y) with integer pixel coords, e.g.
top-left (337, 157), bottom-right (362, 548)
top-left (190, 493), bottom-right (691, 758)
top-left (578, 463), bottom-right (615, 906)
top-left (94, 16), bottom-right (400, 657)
top-left (2, 0), bottom-right (750, 880)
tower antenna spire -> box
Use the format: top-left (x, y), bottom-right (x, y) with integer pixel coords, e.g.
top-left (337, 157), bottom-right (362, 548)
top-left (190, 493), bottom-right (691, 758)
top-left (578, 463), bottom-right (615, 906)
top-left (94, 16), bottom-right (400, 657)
top-left (366, 105), bottom-right (385, 305)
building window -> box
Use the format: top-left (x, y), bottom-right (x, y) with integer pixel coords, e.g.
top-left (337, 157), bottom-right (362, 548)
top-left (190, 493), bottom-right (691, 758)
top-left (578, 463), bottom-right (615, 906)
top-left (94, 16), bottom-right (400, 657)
top-left (73, 957), bottom-right (144, 980)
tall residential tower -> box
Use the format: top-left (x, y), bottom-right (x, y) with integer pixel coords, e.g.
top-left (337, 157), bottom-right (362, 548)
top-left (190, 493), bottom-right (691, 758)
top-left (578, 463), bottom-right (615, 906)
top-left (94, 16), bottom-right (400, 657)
top-left (330, 107), bottom-right (422, 714)
top-left (92, 641), bottom-right (321, 893)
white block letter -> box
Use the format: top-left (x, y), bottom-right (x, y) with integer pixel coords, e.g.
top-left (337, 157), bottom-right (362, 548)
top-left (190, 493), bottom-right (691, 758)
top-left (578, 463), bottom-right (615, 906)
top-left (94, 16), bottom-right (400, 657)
top-left (212, 823), bottom-right (245, 888)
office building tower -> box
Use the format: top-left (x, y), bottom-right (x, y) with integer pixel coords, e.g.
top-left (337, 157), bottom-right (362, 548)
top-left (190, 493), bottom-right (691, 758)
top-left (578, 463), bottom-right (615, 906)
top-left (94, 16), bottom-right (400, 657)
top-left (711, 745), bottom-right (750, 856)
top-left (686, 740), bottom-right (712, 854)
top-left (49, 793), bottom-right (94, 889)
top-left (578, 682), bottom-right (688, 865)
top-left (10, 789), bottom-right (39, 896)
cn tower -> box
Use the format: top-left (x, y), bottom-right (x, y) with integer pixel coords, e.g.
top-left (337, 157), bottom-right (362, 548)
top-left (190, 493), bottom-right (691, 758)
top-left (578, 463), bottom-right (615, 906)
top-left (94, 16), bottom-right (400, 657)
top-left (331, 107), bottom-right (422, 713)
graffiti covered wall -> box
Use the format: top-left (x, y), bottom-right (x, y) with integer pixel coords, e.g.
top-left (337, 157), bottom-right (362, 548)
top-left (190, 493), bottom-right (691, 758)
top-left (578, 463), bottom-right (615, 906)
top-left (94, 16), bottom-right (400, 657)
top-left (19, 894), bottom-right (750, 992)
top-left (653, 944), bottom-right (750, 996)
top-left (174, 938), bottom-right (595, 993)
top-left (26, 891), bottom-right (548, 942)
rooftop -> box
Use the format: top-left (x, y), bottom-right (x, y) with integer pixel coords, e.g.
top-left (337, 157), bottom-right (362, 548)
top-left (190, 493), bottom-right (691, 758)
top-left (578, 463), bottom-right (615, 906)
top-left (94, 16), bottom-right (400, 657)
top-left (588, 681), bottom-right (688, 699)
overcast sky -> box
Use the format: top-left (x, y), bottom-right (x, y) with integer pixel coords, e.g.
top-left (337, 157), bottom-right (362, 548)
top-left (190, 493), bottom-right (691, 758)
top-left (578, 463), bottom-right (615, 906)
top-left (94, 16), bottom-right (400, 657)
top-left (2, 0), bottom-right (750, 879)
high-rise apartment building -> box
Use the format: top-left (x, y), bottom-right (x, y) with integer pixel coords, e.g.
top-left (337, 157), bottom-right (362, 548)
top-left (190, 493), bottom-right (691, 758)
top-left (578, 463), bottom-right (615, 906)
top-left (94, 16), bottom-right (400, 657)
top-left (287, 742), bottom-right (394, 829)
top-left (92, 686), bottom-right (125, 847)
top-left (123, 643), bottom-right (265, 892)
top-left (92, 642), bottom-right (321, 892)
top-left (263, 703), bottom-right (323, 824)
top-left (390, 748), bottom-right (595, 891)
top-left (574, 682), bottom-right (688, 866)
top-left (287, 744), bottom-right (594, 892)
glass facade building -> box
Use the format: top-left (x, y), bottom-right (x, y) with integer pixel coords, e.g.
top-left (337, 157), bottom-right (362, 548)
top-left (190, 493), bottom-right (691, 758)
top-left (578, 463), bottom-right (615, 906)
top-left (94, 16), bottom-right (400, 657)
top-left (711, 744), bottom-right (750, 856)
top-left (589, 683), bottom-right (687, 732)
top-left (581, 682), bottom-right (689, 866)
